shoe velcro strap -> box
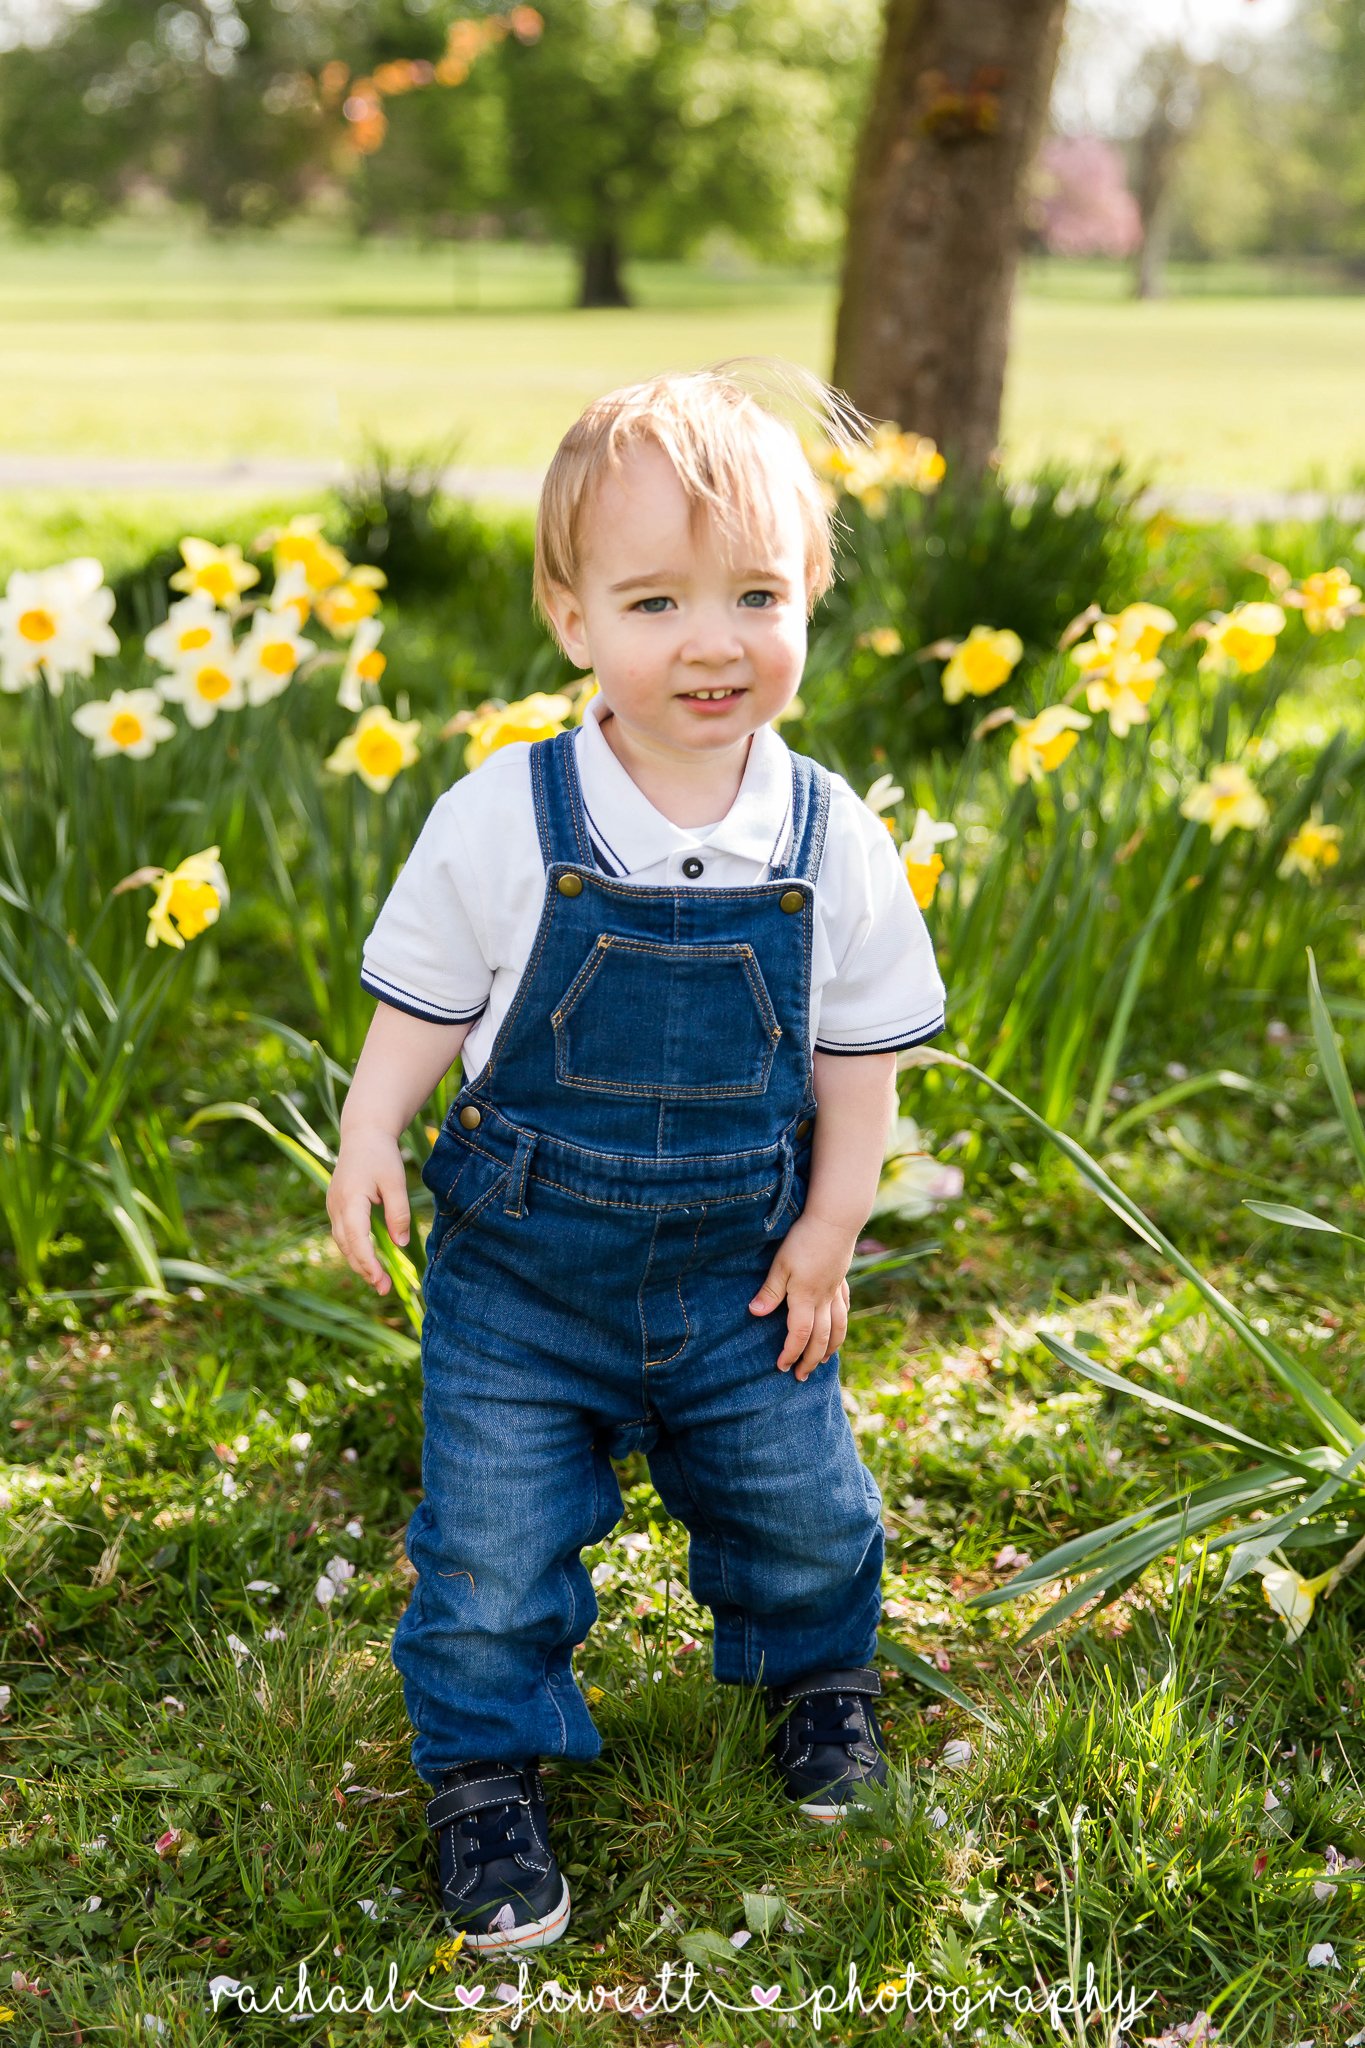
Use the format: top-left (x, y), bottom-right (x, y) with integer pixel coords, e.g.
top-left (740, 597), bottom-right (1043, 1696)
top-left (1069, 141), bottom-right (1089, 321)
top-left (425, 1770), bottom-right (534, 1831)
top-left (770, 1666), bottom-right (881, 1706)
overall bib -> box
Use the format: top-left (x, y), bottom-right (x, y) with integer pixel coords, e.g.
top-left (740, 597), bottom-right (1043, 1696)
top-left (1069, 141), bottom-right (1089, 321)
top-left (391, 725), bottom-right (886, 1782)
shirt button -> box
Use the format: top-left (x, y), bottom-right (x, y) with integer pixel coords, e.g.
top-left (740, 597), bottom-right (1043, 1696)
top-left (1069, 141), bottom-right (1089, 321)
top-left (681, 855), bottom-right (705, 879)
top-left (458, 1105), bottom-right (482, 1129)
top-left (779, 888), bottom-right (804, 913)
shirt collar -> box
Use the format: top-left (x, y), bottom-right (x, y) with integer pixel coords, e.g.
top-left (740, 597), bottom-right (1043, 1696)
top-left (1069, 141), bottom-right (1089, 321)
top-left (574, 689), bottom-right (793, 875)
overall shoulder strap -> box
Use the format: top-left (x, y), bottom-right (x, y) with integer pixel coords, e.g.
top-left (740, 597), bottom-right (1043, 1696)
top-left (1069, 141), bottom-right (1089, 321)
top-left (530, 727), bottom-right (597, 871)
top-left (772, 749), bottom-right (831, 885)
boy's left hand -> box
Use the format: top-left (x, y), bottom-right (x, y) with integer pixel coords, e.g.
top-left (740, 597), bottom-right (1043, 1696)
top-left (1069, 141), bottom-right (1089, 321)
top-left (748, 1212), bottom-right (856, 1381)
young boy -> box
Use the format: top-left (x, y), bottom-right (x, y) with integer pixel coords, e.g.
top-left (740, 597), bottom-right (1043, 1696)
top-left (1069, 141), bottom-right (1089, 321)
top-left (327, 362), bottom-right (946, 1953)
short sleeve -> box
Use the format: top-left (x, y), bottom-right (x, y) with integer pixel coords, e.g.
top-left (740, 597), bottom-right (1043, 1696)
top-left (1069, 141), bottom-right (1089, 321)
top-left (360, 790), bottom-right (494, 1027)
top-left (814, 799), bottom-right (947, 1056)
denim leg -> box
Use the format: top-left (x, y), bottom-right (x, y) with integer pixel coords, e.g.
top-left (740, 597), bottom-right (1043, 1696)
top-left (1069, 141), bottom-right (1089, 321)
top-left (645, 1323), bottom-right (885, 1689)
top-left (392, 1322), bottom-right (626, 1782)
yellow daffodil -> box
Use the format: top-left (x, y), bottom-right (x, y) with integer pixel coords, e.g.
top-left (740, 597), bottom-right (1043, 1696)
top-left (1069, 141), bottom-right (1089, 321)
top-left (1111, 601), bottom-right (1177, 661)
top-left (862, 773), bottom-right (905, 817)
top-left (899, 807), bottom-right (957, 909)
top-left (1255, 1560), bottom-right (1335, 1644)
top-left (1289, 567), bottom-right (1362, 635)
top-left (1082, 669), bottom-right (1159, 738)
top-left (463, 690), bottom-right (576, 771)
top-left (1008, 704), bottom-right (1090, 785)
top-left (1279, 812), bottom-right (1342, 880)
top-left (71, 687), bottom-right (177, 760)
top-left (169, 537), bottom-right (260, 608)
top-left (145, 595), bottom-right (233, 674)
top-left (1180, 761), bottom-right (1269, 842)
top-left (1071, 602), bottom-right (1175, 736)
top-left (0, 557), bottom-right (119, 697)
top-left (941, 626), bottom-right (1023, 705)
top-left (803, 427), bottom-right (944, 517)
top-left (155, 652), bottom-right (245, 727)
top-left (314, 565), bottom-right (387, 638)
top-left (325, 705), bottom-right (421, 793)
top-left (855, 626), bottom-right (905, 658)
top-left (337, 618), bottom-right (387, 714)
top-left (254, 513), bottom-right (351, 596)
top-left (238, 610), bottom-right (316, 707)
top-left (1196, 601), bottom-right (1286, 678)
top-left (427, 1932), bottom-right (466, 1975)
top-left (144, 846), bottom-right (229, 950)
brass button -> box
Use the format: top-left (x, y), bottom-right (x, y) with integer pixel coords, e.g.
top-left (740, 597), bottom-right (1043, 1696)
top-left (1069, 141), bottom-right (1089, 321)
top-left (779, 888), bottom-right (804, 913)
top-left (557, 873), bottom-right (583, 897)
top-left (458, 1104), bottom-right (482, 1129)
top-left (796, 1118), bottom-right (812, 1139)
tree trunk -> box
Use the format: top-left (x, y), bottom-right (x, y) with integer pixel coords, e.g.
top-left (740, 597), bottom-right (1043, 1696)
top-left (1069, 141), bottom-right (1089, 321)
top-left (577, 230), bottom-right (632, 308)
top-left (832, 0), bottom-right (1069, 479)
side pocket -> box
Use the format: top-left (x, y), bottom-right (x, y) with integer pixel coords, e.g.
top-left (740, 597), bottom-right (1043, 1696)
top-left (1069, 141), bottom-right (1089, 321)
top-left (424, 1143), bottom-right (514, 1280)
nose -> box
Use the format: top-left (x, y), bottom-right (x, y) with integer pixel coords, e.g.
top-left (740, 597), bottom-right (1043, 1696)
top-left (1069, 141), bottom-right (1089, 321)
top-left (680, 604), bottom-right (746, 667)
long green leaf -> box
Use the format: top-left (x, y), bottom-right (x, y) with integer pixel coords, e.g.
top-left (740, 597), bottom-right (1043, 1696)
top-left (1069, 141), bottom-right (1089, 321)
top-left (876, 1633), bottom-right (999, 1731)
top-left (1244, 1199), bottom-right (1365, 1246)
top-left (1307, 949), bottom-right (1365, 1183)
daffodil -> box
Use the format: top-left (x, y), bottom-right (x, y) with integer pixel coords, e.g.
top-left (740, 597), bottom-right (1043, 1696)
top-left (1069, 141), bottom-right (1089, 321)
top-left (863, 773), bottom-right (905, 816)
top-left (1180, 761), bottom-right (1268, 842)
top-left (463, 690), bottom-right (575, 771)
top-left (1278, 811), bottom-right (1342, 880)
top-left (71, 687), bottom-right (177, 760)
top-left (169, 537), bottom-right (260, 608)
top-left (314, 565), bottom-right (386, 638)
top-left (337, 618), bottom-right (387, 714)
top-left (1289, 566), bottom-right (1362, 635)
top-left (145, 595), bottom-right (234, 676)
top-left (1071, 602), bottom-right (1175, 737)
top-left (1196, 601), bottom-right (1286, 678)
top-left (1254, 1559), bottom-right (1335, 1644)
top-left (871, 1117), bottom-right (964, 1222)
top-left (803, 426), bottom-right (944, 516)
top-left (941, 626), bottom-right (1023, 705)
top-left (254, 513), bottom-right (351, 596)
top-left (0, 557), bottom-right (118, 696)
top-left (269, 562), bottom-right (315, 631)
top-left (855, 626), bottom-right (904, 657)
top-left (144, 847), bottom-right (229, 950)
top-left (325, 705), bottom-right (421, 793)
top-left (155, 651), bottom-right (245, 727)
top-left (238, 610), bottom-right (316, 707)
top-left (1082, 667), bottom-right (1159, 738)
top-left (1007, 703), bottom-right (1090, 785)
top-left (899, 807), bottom-right (957, 909)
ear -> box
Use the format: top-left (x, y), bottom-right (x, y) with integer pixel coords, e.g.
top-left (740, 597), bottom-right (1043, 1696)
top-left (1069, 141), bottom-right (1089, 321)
top-left (541, 580), bottom-right (592, 668)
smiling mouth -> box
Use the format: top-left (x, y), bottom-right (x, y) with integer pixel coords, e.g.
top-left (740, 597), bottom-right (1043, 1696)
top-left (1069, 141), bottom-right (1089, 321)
top-left (678, 687), bottom-right (746, 701)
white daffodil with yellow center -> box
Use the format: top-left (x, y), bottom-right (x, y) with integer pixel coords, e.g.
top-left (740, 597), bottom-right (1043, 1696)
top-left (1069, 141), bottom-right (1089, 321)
top-left (898, 807), bottom-right (958, 909)
top-left (1278, 811), bottom-right (1342, 880)
top-left (145, 595), bottom-right (235, 676)
top-left (255, 514), bottom-right (351, 597)
top-left (1196, 601), bottom-right (1286, 678)
top-left (156, 650), bottom-right (245, 728)
top-left (325, 705), bottom-right (422, 794)
top-left (1254, 1559), bottom-right (1336, 1643)
top-left (1291, 566), bottom-right (1362, 635)
top-left (1180, 761), bottom-right (1269, 842)
top-left (143, 847), bottom-right (229, 951)
top-left (238, 610), bottom-right (316, 707)
top-left (0, 557), bottom-right (119, 697)
top-left (314, 565), bottom-right (387, 638)
top-left (941, 626), bottom-right (1024, 706)
top-left (269, 562), bottom-right (315, 631)
top-left (337, 618), bottom-right (387, 714)
top-left (169, 537), bottom-right (260, 609)
top-left (1008, 704), bottom-right (1091, 785)
top-left (72, 687), bottom-right (177, 760)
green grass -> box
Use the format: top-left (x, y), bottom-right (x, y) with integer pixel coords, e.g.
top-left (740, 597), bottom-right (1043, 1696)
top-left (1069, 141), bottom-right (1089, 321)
top-left (4, 227), bottom-right (1365, 489)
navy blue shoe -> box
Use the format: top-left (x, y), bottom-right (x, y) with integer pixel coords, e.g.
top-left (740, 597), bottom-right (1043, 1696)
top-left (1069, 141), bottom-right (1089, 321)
top-left (765, 1666), bottom-right (889, 1823)
top-left (425, 1760), bottom-right (570, 1950)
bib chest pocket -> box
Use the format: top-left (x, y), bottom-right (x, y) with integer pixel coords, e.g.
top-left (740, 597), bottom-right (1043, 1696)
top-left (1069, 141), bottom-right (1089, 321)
top-left (551, 934), bottom-right (782, 1100)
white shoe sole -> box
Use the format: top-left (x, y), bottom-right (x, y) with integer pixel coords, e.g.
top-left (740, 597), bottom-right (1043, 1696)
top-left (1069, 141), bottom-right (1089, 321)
top-left (453, 1876), bottom-right (571, 1953)
top-left (798, 1799), bottom-right (847, 1824)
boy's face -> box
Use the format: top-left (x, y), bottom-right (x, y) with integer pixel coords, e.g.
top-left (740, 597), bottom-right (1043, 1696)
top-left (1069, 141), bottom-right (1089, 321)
top-left (543, 438), bottom-right (809, 768)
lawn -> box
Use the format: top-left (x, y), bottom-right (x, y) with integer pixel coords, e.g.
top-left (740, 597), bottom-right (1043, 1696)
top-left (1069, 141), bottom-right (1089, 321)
top-left (2, 228), bottom-right (1365, 490)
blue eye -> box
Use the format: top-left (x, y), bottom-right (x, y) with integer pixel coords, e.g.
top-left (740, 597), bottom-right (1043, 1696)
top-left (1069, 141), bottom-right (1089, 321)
top-left (633, 596), bottom-right (673, 613)
top-left (740, 591), bottom-right (776, 608)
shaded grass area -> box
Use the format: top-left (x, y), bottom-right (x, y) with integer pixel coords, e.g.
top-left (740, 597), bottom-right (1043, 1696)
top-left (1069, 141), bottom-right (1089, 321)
top-left (4, 999), bottom-right (1365, 2043)
top-left (4, 230), bottom-right (1365, 487)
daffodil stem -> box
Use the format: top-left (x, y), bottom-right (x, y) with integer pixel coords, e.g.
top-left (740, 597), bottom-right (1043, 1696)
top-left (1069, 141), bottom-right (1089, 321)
top-left (1322, 1528), bottom-right (1365, 1600)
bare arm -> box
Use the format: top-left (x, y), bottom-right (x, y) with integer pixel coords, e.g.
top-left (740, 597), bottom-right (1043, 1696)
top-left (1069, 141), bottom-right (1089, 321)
top-left (329, 1001), bottom-right (474, 1294)
top-left (748, 1050), bottom-right (898, 1381)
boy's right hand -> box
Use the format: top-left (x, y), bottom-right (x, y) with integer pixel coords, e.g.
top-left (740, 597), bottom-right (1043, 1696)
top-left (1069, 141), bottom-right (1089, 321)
top-left (327, 1130), bottom-right (411, 1296)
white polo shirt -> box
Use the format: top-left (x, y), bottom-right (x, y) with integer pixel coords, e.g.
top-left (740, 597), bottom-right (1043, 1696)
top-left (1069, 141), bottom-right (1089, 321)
top-left (361, 692), bottom-right (946, 1086)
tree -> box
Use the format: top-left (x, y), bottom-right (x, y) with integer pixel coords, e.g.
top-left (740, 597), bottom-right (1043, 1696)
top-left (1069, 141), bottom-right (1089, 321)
top-left (1129, 43), bottom-right (1213, 300)
top-left (492, 0), bottom-right (878, 309)
top-left (832, 0), bottom-right (1069, 479)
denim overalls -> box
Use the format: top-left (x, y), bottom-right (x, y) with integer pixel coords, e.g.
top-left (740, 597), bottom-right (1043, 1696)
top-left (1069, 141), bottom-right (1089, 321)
top-left (391, 725), bottom-right (886, 1782)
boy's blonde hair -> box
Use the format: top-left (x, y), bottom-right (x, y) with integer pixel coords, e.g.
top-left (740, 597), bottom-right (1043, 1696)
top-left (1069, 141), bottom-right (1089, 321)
top-left (532, 358), bottom-right (875, 647)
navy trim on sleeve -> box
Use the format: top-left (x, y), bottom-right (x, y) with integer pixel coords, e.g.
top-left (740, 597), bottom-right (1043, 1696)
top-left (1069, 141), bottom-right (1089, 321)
top-left (814, 1015), bottom-right (946, 1056)
top-left (361, 972), bottom-right (490, 1028)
